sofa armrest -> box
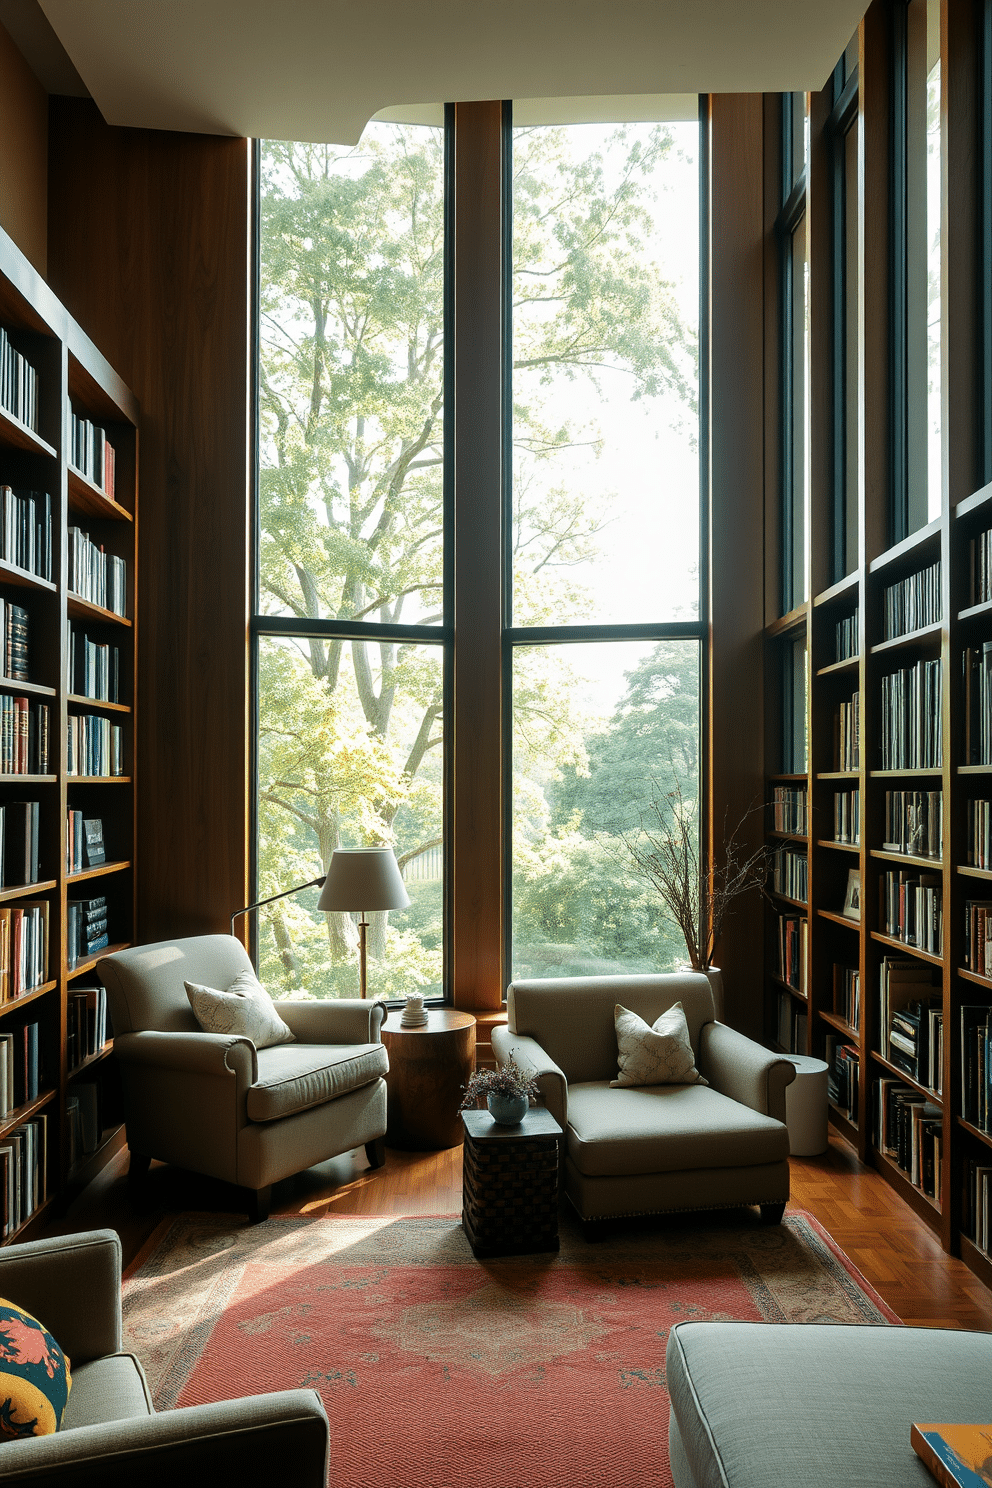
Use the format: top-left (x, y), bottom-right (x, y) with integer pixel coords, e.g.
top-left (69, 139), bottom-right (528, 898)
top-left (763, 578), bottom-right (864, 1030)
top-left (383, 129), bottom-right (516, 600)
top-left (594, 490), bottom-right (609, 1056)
top-left (0, 1390), bottom-right (329, 1488)
top-left (113, 1030), bottom-right (257, 1087)
top-left (491, 1027), bottom-right (568, 1130)
top-left (276, 998), bottom-right (385, 1045)
top-left (0, 1230), bottom-right (121, 1365)
top-left (698, 1022), bottom-right (795, 1122)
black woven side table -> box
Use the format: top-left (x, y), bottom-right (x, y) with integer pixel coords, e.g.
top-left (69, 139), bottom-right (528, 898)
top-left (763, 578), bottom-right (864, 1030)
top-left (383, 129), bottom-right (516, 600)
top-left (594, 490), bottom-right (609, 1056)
top-left (461, 1106), bottom-right (562, 1258)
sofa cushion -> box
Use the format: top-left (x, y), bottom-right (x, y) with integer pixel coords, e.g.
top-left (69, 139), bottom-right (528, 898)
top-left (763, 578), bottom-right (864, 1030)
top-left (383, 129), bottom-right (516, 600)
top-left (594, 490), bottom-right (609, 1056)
top-left (247, 1043), bottom-right (388, 1122)
top-left (666, 1321), bottom-right (992, 1488)
top-left (566, 1081), bottom-right (789, 1176)
top-left (61, 1354), bottom-right (152, 1431)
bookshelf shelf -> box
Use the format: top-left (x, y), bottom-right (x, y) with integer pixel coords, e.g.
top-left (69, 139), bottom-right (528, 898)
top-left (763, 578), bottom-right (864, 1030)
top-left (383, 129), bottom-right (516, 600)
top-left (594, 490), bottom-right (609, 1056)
top-left (816, 656), bottom-right (860, 677)
top-left (813, 571), bottom-right (860, 606)
top-left (769, 830), bottom-right (809, 843)
top-left (869, 848), bottom-right (943, 868)
top-left (769, 890), bottom-right (809, 910)
top-left (869, 622), bottom-right (943, 656)
top-left (765, 603), bottom-right (809, 639)
top-left (820, 1011), bottom-right (858, 1038)
top-left (870, 1147), bottom-right (941, 1220)
top-left (6, 1194), bottom-right (57, 1248)
top-left (957, 967), bottom-right (992, 990)
top-left (957, 866), bottom-right (992, 880)
top-left (0, 223), bottom-right (137, 1238)
top-left (957, 1115), bottom-right (992, 1151)
top-left (68, 942), bottom-right (131, 980)
top-left (817, 838), bottom-right (860, 853)
top-left (870, 1048), bottom-right (942, 1104)
top-left (66, 1125), bottom-right (127, 1190)
top-left (870, 768), bottom-right (943, 778)
top-left (869, 931), bottom-right (944, 966)
top-left (828, 1104), bottom-right (859, 1141)
top-left (770, 975), bottom-right (807, 1001)
top-left (818, 909), bottom-right (860, 929)
top-left (957, 599), bottom-right (992, 623)
top-left (816, 771), bottom-right (859, 780)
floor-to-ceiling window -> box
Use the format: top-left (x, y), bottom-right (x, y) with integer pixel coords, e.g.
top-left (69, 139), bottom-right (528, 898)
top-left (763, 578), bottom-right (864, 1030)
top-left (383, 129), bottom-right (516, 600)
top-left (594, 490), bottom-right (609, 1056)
top-left (779, 93), bottom-right (810, 615)
top-left (252, 106), bottom-right (703, 1000)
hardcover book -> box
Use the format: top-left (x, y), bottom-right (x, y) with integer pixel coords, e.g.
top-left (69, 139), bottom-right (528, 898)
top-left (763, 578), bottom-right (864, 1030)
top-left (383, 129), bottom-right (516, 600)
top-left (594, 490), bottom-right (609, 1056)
top-left (912, 1423), bottom-right (992, 1488)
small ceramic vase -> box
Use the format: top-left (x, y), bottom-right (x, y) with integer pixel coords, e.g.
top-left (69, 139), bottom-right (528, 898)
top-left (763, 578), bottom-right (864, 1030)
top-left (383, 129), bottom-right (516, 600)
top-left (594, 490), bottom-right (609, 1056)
top-left (487, 1092), bottom-right (528, 1125)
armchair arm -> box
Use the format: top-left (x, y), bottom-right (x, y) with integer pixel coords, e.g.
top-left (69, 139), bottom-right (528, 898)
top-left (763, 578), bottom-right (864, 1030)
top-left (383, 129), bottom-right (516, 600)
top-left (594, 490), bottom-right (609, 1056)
top-left (0, 1389), bottom-right (329, 1488)
top-left (113, 1030), bottom-right (257, 1086)
top-left (277, 998), bottom-right (385, 1045)
top-left (0, 1231), bottom-right (121, 1365)
top-left (698, 1022), bottom-right (796, 1123)
top-left (491, 1027), bottom-right (568, 1130)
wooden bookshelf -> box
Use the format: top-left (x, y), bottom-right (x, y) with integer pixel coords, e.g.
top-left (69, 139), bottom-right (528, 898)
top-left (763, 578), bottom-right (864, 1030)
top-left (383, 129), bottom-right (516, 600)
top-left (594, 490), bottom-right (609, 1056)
top-left (0, 223), bottom-right (137, 1240)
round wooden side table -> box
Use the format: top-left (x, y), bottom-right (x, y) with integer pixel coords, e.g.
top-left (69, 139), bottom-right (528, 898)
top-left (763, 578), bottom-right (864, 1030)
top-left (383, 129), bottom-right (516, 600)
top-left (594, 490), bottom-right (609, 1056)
top-left (381, 1008), bottom-right (477, 1151)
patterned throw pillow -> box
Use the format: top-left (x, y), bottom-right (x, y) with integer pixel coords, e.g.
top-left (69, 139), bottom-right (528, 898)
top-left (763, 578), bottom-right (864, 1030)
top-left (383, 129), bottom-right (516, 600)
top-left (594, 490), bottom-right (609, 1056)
top-left (0, 1298), bottom-right (71, 1439)
top-left (185, 969), bottom-right (295, 1049)
top-left (610, 1001), bottom-right (708, 1088)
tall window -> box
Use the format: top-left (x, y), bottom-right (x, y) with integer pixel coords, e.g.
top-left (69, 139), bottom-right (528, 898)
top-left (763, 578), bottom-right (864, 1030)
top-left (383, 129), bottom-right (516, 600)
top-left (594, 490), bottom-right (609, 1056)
top-left (779, 93), bottom-right (810, 613)
top-left (254, 109), bottom-right (703, 998)
top-left (509, 117), bottom-right (702, 979)
top-left (255, 127), bottom-right (446, 998)
top-left (829, 38), bottom-right (860, 582)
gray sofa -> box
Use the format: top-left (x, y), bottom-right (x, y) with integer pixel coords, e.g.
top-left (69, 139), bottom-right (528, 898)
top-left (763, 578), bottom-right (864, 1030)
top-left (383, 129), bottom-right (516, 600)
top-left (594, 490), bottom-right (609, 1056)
top-left (666, 1319), bottom-right (992, 1487)
top-left (492, 973), bottom-right (796, 1227)
top-left (0, 1228), bottom-right (329, 1486)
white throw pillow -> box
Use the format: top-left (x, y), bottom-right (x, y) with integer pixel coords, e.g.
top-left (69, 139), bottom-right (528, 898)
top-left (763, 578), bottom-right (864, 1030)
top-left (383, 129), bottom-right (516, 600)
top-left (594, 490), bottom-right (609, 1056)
top-left (610, 1001), bottom-right (707, 1088)
top-left (185, 968), bottom-right (295, 1049)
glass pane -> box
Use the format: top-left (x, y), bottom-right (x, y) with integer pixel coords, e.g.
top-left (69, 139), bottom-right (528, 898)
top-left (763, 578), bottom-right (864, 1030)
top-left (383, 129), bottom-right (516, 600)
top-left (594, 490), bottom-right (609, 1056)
top-left (926, 18), bottom-right (942, 517)
top-left (511, 122), bottom-right (699, 627)
top-left (511, 638), bottom-right (699, 979)
top-left (256, 635), bottom-right (443, 999)
top-left (843, 118), bottom-right (859, 576)
top-left (258, 126), bottom-right (445, 624)
top-left (786, 212), bottom-right (810, 609)
top-left (906, 0), bottom-right (941, 530)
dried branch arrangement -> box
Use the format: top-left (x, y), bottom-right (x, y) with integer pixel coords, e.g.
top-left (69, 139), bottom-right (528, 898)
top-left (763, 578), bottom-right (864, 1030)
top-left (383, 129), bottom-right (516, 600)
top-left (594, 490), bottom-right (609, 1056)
top-left (621, 780), bottom-right (771, 971)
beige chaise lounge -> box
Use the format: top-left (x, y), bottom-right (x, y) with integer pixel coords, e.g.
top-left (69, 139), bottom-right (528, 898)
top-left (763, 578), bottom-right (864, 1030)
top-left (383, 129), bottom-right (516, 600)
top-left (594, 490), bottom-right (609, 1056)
top-left (492, 972), bottom-right (796, 1230)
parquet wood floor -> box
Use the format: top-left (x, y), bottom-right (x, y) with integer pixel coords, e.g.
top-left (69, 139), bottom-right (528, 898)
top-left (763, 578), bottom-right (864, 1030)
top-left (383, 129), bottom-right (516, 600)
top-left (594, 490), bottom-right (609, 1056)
top-left (48, 1129), bottom-right (992, 1330)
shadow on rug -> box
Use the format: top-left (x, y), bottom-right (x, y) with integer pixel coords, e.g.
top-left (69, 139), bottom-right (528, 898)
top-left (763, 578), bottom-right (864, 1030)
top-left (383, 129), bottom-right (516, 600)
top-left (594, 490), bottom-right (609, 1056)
top-left (123, 1210), bottom-right (899, 1488)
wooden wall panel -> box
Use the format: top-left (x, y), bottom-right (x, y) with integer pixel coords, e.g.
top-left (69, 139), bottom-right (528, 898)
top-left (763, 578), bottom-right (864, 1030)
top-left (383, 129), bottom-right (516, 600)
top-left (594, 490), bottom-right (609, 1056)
top-left (708, 94), bottom-right (767, 1038)
top-left (0, 21), bottom-right (47, 275)
top-left (47, 99), bottom-right (250, 942)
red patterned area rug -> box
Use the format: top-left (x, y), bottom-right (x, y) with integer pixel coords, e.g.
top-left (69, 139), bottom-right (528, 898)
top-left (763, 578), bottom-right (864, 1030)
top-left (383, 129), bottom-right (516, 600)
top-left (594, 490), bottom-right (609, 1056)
top-left (123, 1211), bottom-right (899, 1488)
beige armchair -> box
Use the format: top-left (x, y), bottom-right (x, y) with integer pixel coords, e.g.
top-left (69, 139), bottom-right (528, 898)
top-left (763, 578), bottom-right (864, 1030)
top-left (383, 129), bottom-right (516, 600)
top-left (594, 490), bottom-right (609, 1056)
top-left (491, 973), bottom-right (796, 1233)
top-left (0, 1228), bottom-right (329, 1487)
top-left (99, 935), bottom-right (388, 1220)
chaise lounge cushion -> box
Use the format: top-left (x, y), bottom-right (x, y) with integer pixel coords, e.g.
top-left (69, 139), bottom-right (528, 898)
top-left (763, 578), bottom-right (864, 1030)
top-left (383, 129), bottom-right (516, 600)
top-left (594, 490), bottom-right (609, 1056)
top-left (567, 1082), bottom-right (791, 1177)
top-left (666, 1320), bottom-right (992, 1488)
top-left (62, 1355), bottom-right (153, 1430)
top-left (247, 1042), bottom-right (389, 1122)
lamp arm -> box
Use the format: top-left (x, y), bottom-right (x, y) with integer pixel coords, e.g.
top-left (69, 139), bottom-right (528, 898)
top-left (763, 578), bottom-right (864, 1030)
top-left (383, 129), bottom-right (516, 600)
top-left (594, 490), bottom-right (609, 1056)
top-left (230, 876), bottom-right (326, 935)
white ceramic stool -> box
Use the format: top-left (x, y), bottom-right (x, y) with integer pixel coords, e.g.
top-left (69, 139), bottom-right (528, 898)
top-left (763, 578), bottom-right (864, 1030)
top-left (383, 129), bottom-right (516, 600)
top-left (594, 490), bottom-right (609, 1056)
top-left (783, 1054), bottom-right (829, 1156)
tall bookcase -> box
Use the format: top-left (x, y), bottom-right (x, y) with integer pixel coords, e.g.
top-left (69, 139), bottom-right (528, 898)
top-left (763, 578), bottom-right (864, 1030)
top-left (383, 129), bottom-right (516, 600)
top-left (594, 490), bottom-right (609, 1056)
top-left (0, 224), bottom-right (137, 1241)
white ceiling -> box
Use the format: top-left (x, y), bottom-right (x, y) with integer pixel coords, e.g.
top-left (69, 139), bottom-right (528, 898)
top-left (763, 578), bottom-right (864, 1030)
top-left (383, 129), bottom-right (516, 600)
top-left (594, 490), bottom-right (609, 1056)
top-left (25, 0), bottom-right (868, 145)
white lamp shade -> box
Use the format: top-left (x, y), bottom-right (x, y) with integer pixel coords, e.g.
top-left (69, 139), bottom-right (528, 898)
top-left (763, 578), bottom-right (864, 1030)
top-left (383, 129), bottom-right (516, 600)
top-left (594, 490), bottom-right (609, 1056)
top-left (317, 847), bottom-right (411, 914)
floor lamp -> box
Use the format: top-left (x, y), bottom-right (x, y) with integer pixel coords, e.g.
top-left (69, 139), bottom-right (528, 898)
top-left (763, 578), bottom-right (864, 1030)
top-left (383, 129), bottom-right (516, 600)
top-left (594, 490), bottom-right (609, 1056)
top-left (317, 847), bottom-right (410, 999)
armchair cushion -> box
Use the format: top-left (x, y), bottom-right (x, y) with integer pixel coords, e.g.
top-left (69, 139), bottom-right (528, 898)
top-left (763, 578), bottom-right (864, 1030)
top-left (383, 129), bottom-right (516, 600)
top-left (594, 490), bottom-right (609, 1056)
top-left (62, 1355), bottom-right (152, 1430)
top-left (247, 1042), bottom-right (389, 1122)
top-left (566, 1081), bottom-right (791, 1177)
top-left (611, 1001), bottom-right (707, 1088)
top-left (185, 970), bottom-right (294, 1050)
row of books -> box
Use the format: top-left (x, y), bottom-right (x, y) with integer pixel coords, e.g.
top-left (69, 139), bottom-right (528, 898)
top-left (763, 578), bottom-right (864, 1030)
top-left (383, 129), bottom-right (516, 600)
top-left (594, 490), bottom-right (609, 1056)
top-left (66, 714), bottom-right (123, 777)
top-left (0, 801), bottom-right (39, 888)
top-left (0, 328), bottom-right (39, 434)
top-left (826, 1037), bottom-right (859, 1120)
top-left (882, 789), bottom-right (942, 860)
top-left (960, 1006), bottom-right (992, 1130)
top-left (835, 613), bottom-right (858, 662)
top-left (967, 798), bottom-right (992, 869)
top-left (68, 626), bottom-right (121, 703)
top-left (834, 692), bottom-right (860, 770)
top-left (0, 1115), bottom-right (47, 1238)
top-left (66, 812), bottom-right (105, 875)
top-left (964, 643), bottom-right (992, 765)
top-left (66, 1084), bottom-right (100, 1167)
top-left (886, 998), bottom-right (942, 1091)
top-left (0, 600), bottom-right (28, 683)
top-left (67, 528), bottom-right (126, 617)
top-left (882, 558), bottom-right (941, 640)
top-left (775, 992), bottom-right (807, 1054)
top-left (875, 1078), bottom-right (942, 1202)
top-left (0, 698), bottom-right (49, 775)
top-left (833, 788), bottom-right (860, 845)
top-left (771, 847), bottom-right (808, 903)
top-left (964, 900), bottom-right (992, 977)
top-left (880, 661), bottom-right (942, 769)
top-left (772, 785), bottom-right (807, 835)
top-left (70, 412), bottom-right (116, 498)
top-left (833, 964), bottom-right (860, 1028)
top-left (67, 896), bottom-right (108, 969)
top-left (969, 525), bottom-right (992, 606)
top-left (0, 1022), bottom-right (40, 1116)
top-left (879, 955), bottom-right (941, 1062)
top-left (966, 1158), bottom-right (992, 1255)
top-left (66, 985), bottom-right (109, 1072)
top-left (880, 870), bottom-right (942, 953)
top-left (0, 488), bottom-right (52, 582)
top-left (775, 914), bottom-right (807, 994)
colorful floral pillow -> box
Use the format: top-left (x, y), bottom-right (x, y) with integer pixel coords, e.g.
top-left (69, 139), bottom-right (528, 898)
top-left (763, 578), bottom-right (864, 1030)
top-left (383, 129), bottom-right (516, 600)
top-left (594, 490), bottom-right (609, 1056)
top-left (0, 1298), bottom-right (71, 1439)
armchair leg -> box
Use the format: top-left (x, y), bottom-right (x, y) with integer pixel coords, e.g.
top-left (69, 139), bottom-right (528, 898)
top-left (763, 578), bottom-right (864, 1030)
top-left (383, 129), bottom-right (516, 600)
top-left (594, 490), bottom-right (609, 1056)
top-left (582, 1218), bottom-right (612, 1243)
top-left (248, 1186), bottom-right (273, 1223)
top-left (365, 1137), bottom-right (386, 1170)
top-left (760, 1202), bottom-right (786, 1225)
top-left (127, 1150), bottom-right (151, 1192)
